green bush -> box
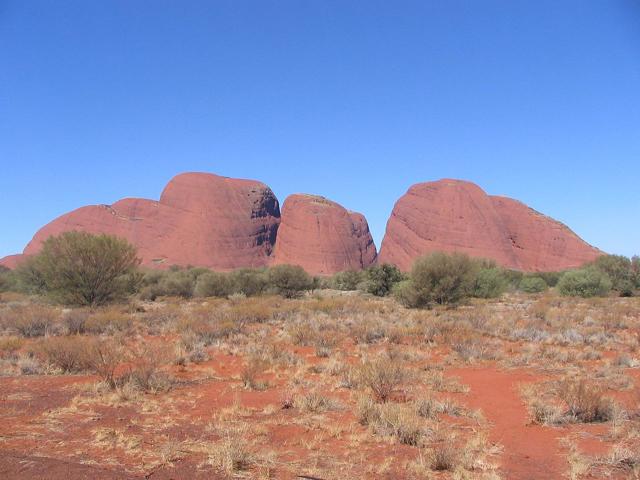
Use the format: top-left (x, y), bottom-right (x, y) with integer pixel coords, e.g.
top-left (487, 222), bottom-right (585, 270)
top-left (267, 264), bottom-right (313, 298)
top-left (592, 255), bottom-right (635, 296)
top-left (228, 268), bottom-right (268, 296)
top-left (20, 232), bottom-right (141, 306)
top-left (331, 270), bottom-right (365, 291)
top-left (535, 271), bottom-right (563, 288)
top-left (472, 267), bottom-right (507, 298)
top-left (519, 276), bottom-right (548, 293)
top-left (0, 266), bottom-right (12, 292)
top-left (401, 252), bottom-right (477, 307)
top-left (194, 271), bottom-right (235, 298)
top-left (363, 264), bottom-right (404, 297)
top-left (139, 267), bottom-right (209, 300)
top-left (557, 267), bottom-right (612, 298)
top-left (502, 269), bottom-right (524, 290)
top-left (392, 279), bottom-right (419, 308)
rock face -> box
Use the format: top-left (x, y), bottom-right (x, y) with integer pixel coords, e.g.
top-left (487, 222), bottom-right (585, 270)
top-left (15, 173), bottom-right (281, 270)
top-left (378, 179), bottom-right (601, 272)
top-left (271, 194), bottom-right (377, 275)
top-left (0, 254), bottom-right (23, 270)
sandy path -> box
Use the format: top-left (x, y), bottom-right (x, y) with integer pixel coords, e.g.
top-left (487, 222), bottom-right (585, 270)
top-left (451, 367), bottom-right (567, 480)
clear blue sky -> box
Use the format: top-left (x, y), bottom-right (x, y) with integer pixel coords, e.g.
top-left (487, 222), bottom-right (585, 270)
top-left (1, 1), bottom-right (639, 258)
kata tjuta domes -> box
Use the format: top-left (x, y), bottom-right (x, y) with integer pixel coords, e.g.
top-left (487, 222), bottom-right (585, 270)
top-left (271, 194), bottom-right (377, 275)
top-left (377, 179), bottom-right (602, 272)
top-left (0, 173), bottom-right (602, 274)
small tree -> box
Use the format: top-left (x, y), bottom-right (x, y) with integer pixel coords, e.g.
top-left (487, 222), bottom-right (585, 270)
top-left (592, 255), bottom-right (633, 296)
top-left (363, 264), bottom-right (404, 297)
top-left (557, 267), bottom-right (612, 298)
top-left (405, 252), bottom-right (477, 306)
top-left (267, 264), bottom-right (313, 298)
top-left (25, 231), bottom-right (141, 306)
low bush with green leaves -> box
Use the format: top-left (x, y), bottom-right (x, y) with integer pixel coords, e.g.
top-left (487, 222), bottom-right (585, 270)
top-left (557, 267), bottom-right (612, 298)
top-left (397, 252), bottom-right (478, 307)
top-left (519, 276), bottom-right (548, 293)
top-left (267, 264), bottom-right (313, 298)
top-left (472, 267), bottom-right (507, 298)
top-left (363, 264), bottom-right (404, 297)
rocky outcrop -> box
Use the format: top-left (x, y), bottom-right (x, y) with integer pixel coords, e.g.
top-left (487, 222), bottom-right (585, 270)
top-left (271, 194), bottom-right (377, 275)
top-left (378, 179), bottom-right (601, 272)
top-left (0, 254), bottom-right (23, 270)
top-left (16, 173), bottom-right (281, 270)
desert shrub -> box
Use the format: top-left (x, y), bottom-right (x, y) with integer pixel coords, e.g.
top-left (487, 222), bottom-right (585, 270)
top-left (632, 256), bottom-right (640, 287)
top-left (83, 338), bottom-right (122, 389)
top-left (557, 267), bottom-right (612, 298)
top-left (472, 267), bottom-right (507, 298)
top-left (123, 344), bottom-right (173, 393)
top-left (363, 264), bottom-right (404, 297)
top-left (592, 255), bottom-right (634, 295)
top-left (0, 336), bottom-right (24, 358)
top-left (4, 306), bottom-right (57, 337)
top-left (140, 267), bottom-right (209, 300)
top-left (39, 336), bottom-right (92, 373)
top-left (295, 390), bottom-right (338, 413)
top-left (205, 425), bottom-right (254, 475)
top-left (62, 310), bottom-right (89, 334)
top-left (330, 270), bottom-right (365, 291)
top-left (402, 252), bottom-right (478, 307)
top-left (240, 355), bottom-right (268, 390)
top-left (428, 442), bottom-right (461, 471)
top-left (536, 271), bottom-right (563, 287)
top-left (13, 256), bottom-right (48, 294)
top-left (557, 379), bottom-right (614, 423)
top-left (267, 264), bottom-right (313, 298)
top-left (194, 271), bottom-right (234, 298)
top-left (0, 266), bottom-right (16, 292)
top-left (228, 268), bottom-right (268, 296)
top-left (519, 276), bottom-right (548, 293)
top-left (21, 232), bottom-right (141, 306)
top-left (358, 357), bottom-right (406, 402)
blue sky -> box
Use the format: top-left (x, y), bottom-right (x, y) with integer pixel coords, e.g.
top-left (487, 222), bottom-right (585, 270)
top-left (1, 1), bottom-right (639, 258)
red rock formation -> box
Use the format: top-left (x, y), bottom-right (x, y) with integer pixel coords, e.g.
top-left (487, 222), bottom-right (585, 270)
top-left (0, 254), bottom-right (23, 270)
top-left (271, 194), bottom-right (377, 275)
top-left (378, 179), bottom-right (601, 272)
top-left (14, 172), bottom-right (281, 270)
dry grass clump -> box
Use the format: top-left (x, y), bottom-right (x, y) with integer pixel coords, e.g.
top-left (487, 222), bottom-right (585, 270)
top-left (357, 395), bottom-right (424, 445)
top-left (2, 305), bottom-right (57, 337)
top-left (202, 425), bottom-right (255, 475)
top-left (557, 379), bottom-right (615, 423)
top-left (295, 390), bottom-right (339, 413)
top-left (416, 396), bottom-right (465, 419)
top-left (38, 335), bottom-right (94, 373)
top-left (0, 335), bottom-right (24, 358)
top-left (358, 356), bottom-right (407, 402)
top-left (241, 355), bottom-right (269, 391)
top-left (523, 378), bottom-right (618, 425)
top-left (122, 343), bottom-right (174, 393)
top-left (85, 309), bottom-right (133, 334)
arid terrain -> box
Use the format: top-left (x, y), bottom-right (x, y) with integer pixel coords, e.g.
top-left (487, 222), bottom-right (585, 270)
top-left (1, 290), bottom-right (639, 479)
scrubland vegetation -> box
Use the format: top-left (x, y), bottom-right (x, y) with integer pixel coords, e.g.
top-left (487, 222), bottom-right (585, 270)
top-left (1, 232), bottom-right (639, 479)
